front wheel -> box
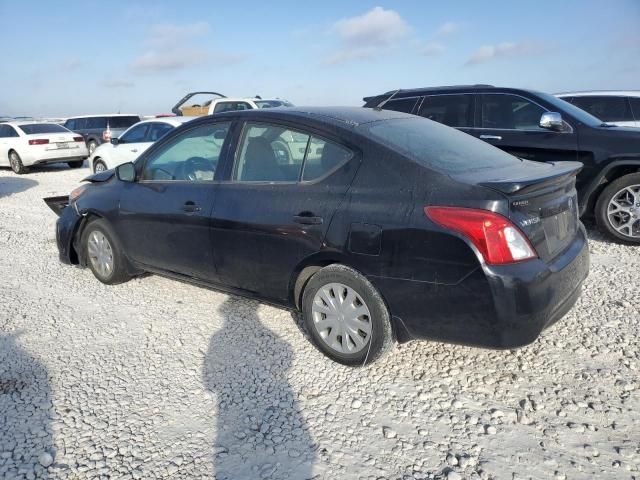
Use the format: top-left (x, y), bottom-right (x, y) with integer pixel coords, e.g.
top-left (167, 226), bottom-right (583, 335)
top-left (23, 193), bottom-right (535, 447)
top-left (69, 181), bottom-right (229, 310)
top-left (68, 160), bottom-right (84, 169)
top-left (302, 264), bottom-right (393, 366)
top-left (9, 151), bottom-right (28, 174)
top-left (595, 173), bottom-right (640, 244)
top-left (81, 219), bottom-right (131, 284)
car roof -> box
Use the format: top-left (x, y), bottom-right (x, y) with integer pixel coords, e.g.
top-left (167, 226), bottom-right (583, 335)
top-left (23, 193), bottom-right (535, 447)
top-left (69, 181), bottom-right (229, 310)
top-left (216, 98), bottom-right (289, 102)
top-left (217, 106), bottom-right (413, 128)
top-left (555, 90), bottom-right (640, 97)
top-left (65, 114), bottom-right (140, 119)
top-left (6, 121), bottom-right (66, 127)
top-left (135, 116), bottom-right (196, 127)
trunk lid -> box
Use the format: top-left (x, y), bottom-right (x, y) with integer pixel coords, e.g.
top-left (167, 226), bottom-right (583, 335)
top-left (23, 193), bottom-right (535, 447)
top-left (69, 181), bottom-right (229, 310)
top-left (454, 160), bottom-right (583, 262)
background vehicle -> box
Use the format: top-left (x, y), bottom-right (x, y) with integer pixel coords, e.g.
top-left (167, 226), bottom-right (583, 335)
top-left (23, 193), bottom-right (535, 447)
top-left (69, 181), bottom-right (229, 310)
top-left (364, 85), bottom-right (640, 244)
top-left (172, 91), bottom-right (293, 116)
top-left (46, 107), bottom-right (588, 365)
top-left (0, 122), bottom-right (88, 174)
top-left (89, 117), bottom-right (195, 173)
top-left (556, 91), bottom-right (640, 128)
top-left (63, 114), bottom-right (141, 155)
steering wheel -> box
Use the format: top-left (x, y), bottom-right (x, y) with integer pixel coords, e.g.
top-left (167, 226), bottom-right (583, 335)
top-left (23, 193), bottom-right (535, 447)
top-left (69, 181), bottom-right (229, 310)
top-left (182, 156), bottom-right (212, 181)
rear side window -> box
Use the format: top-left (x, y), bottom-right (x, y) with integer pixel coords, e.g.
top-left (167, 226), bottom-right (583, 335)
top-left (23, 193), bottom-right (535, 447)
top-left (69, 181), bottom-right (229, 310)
top-left (18, 124), bottom-right (69, 135)
top-left (631, 98), bottom-right (640, 121)
top-left (109, 116), bottom-right (140, 129)
top-left (85, 117), bottom-right (107, 129)
top-left (214, 102), bottom-right (252, 114)
top-left (383, 98), bottom-right (419, 114)
top-left (419, 94), bottom-right (473, 127)
top-left (363, 117), bottom-right (522, 174)
top-left (233, 123), bottom-right (352, 182)
top-left (0, 125), bottom-right (19, 137)
top-left (481, 94), bottom-right (545, 130)
top-left (570, 96), bottom-right (633, 122)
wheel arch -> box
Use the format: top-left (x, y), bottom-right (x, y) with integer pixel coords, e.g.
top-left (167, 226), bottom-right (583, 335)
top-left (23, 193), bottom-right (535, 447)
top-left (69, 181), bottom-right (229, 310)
top-left (581, 159), bottom-right (640, 216)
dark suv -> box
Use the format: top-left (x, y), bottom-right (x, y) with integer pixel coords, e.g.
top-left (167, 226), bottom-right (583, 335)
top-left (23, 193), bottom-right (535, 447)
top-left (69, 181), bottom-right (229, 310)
top-left (63, 115), bottom-right (141, 156)
top-left (364, 85), bottom-right (640, 244)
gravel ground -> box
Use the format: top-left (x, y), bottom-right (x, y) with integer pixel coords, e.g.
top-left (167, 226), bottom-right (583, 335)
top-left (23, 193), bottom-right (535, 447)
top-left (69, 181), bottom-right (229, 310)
top-left (0, 165), bottom-right (639, 480)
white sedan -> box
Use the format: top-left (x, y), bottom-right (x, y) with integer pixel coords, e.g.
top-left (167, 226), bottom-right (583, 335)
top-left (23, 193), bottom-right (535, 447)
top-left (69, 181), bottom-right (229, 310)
top-left (89, 117), bottom-right (194, 173)
top-left (0, 122), bottom-right (89, 174)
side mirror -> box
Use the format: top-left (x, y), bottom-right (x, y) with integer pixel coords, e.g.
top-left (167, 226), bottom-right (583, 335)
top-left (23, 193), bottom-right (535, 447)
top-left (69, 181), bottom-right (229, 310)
top-left (540, 112), bottom-right (564, 131)
top-left (111, 137), bottom-right (120, 145)
top-left (116, 162), bottom-right (136, 182)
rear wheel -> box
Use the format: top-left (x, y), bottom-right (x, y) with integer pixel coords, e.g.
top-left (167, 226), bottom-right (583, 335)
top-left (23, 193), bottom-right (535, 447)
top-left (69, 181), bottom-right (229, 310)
top-left (87, 140), bottom-right (97, 156)
top-left (81, 219), bottom-right (131, 284)
top-left (302, 264), bottom-right (393, 366)
top-left (595, 173), bottom-right (640, 244)
top-left (68, 160), bottom-right (84, 169)
top-left (93, 159), bottom-right (107, 173)
top-left (9, 151), bottom-right (28, 174)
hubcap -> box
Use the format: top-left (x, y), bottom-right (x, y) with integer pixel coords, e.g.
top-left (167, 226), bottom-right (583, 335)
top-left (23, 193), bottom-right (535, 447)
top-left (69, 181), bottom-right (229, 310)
top-left (95, 162), bottom-right (106, 172)
top-left (9, 153), bottom-right (18, 170)
top-left (607, 184), bottom-right (640, 238)
top-left (89, 143), bottom-right (96, 154)
top-left (311, 283), bottom-right (372, 354)
top-left (87, 231), bottom-right (113, 278)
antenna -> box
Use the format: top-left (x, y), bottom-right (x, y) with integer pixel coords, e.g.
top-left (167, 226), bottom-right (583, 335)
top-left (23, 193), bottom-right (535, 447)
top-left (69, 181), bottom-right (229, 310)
top-left (374, 89), bottom-right (402, 111)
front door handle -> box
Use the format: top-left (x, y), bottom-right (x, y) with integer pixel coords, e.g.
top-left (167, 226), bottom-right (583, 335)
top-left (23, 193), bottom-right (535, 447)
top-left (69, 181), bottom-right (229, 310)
top-left (293, 213), bottom-right (323, 225)
top-left (181, 201), bottom-right (201, 213)
top-left (480, 135), bottom-right (502, 140)
top-left (130, 149), bottom-right (138, 153)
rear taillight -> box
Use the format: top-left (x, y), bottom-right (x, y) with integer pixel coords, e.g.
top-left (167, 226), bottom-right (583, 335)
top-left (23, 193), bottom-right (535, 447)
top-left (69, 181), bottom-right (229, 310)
top-left (28, 139), bottom-right (49, 145)
top-left (425, 206), bottom-right (537, 265)
top-left (73, 136), bottom-right (84, 142)
top-left (102, 128), bottom-right (111, 141)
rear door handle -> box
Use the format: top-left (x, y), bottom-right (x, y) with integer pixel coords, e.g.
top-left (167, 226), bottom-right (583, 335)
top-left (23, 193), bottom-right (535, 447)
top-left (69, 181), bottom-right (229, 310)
top-left (480, 135), bottom-right (502, 140)
top-left (293, 214), bottom-right (323, 225)
top-left (181, 201), bottom-right (201, 213)
top-left (130, 149), bottom-right (138, 153)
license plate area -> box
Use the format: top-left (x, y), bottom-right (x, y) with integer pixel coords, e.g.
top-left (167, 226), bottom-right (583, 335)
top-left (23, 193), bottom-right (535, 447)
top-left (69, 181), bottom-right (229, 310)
top-left (542, 195), bottom-right (578, 257)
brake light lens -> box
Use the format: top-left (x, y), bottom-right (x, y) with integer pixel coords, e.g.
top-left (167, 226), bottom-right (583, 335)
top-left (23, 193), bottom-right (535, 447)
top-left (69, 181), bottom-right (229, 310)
top-left (425, 206), bottom-right (537, 265)
top-left (73, 136), bottom-right (84, 142)
top-left (28, 139), bottom-right (49, 145)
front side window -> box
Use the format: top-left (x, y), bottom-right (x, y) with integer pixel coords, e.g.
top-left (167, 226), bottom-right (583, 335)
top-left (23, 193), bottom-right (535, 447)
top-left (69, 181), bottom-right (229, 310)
top-left (419, 94), bottom-right (473, 127)
top-left (383, 98), bottom-right (419, 114)
top-left (141, 122), bottom-right (231, 181)
top-left (481, 94), bottom-right (546, 130)
top-left (120, 124), bottom-right (149, 143)
top-left (570, 96), bottom-right (633, 123)
top-left (234, 123), bottom-right (352, 183)
top-left (214, 102), bottom-right (252, 114)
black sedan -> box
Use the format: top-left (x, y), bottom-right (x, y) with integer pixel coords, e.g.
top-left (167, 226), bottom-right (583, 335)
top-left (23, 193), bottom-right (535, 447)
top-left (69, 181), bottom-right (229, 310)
top-left (45, 107), bottom-right (590, 365)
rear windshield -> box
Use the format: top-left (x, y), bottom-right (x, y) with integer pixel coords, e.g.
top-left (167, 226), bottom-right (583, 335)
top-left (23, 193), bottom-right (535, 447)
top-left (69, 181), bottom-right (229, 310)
top-left (109, 116), bottom-right (140, 129)
top-left (362, 117), bottom-right (522, 173)
top-left (18, 123), bottom-right (69, 135)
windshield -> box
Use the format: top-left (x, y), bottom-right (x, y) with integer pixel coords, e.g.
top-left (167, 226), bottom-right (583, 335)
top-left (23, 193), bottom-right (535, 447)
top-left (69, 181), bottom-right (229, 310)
top-left (255, 100), bottom-right (294, 109)
top-left (18, 123), bottom-right (69, 134)
top-left (535, 91), bottom-right (603, 126)
top-left (362, 117), bottom-right (523, 174)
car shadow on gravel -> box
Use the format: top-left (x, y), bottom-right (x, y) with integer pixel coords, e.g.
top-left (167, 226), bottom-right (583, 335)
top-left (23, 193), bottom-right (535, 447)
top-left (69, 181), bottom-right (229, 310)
top-left (203, 297), bottom-right (315, 480)
top-left (0, 332), bottom-right (54, 478)
top-left (0, 176), bottom-right (38, 198)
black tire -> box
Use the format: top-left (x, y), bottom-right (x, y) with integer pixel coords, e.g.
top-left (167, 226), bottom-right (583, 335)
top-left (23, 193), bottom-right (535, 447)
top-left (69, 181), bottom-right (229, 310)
top-left (93, 159), bottom-right (107, 173)
top-left (302, 264), bottom-right (393, 366)
top-left (81, 219), bottom-right (131, 285)
top-left (67, 160), bottom-right (84, 169)
top-left (87, 140), bottom-right (97, 156)
top-left (595, 172), bottom-right (640, 245)
top-left (9, 150), bottom-right (28, 174)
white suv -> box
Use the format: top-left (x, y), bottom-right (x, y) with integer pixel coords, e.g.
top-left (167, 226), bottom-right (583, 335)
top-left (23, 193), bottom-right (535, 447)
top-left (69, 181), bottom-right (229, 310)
top-left (556, 91), bottom-right (640, 128)
top-left (172, 92), bottom-right (293, 117)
